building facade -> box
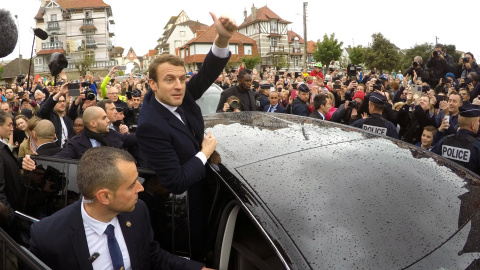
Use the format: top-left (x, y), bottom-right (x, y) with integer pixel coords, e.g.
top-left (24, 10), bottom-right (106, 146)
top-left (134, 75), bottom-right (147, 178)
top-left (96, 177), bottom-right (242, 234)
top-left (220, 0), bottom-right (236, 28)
top-left (34, 0), bottom-right (116, 77)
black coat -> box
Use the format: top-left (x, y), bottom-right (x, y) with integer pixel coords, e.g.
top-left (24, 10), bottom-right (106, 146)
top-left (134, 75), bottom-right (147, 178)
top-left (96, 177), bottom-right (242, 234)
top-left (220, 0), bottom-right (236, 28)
top-left (36, 96), bottom-right (74, 147)
top-left (0, 142), bottom-right (25, 225)
top-left (35, 142), bottom-right (63, 156)
top-left (29, 200), bottom-right (203, 270)
top-left (216, 85), bottom-right (256, 112)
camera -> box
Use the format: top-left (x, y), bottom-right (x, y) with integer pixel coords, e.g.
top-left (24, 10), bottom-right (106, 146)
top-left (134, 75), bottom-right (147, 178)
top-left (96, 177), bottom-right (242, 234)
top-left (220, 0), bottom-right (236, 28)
top-left (460, 77), bottom-right (472, 88)
top-left (433, 50), bottom-right (440, 58)
top-left (463, 57), bottom-right (470, 64)
top-left (17, 74), bottom-right (25, 83)
top-left (229, 100), bottom-right (240, 111)
top-left (412, 61), bottom-right (420, 68)
top-left (347, 64), bottom-right (357, 77)
top-left (347, 100), bottom-right (359, 110)
top-left (82, 80), bottom-right (96, 100)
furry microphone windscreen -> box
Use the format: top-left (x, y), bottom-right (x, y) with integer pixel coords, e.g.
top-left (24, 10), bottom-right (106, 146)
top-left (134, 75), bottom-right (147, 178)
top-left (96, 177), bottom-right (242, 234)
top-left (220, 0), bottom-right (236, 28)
top-left (0, 9), bottom-right (18, 58)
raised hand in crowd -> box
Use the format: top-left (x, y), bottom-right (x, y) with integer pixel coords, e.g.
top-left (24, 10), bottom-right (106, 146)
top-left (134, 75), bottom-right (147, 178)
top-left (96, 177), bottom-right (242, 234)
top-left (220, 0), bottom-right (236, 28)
top-left (108, 65), bottom-right (118, 78)
top-left (53, 82), bottom-right (69, 100)
top-left (439, 100), bottom-right (449, 113)
top-left (438, 117), bottom-right (450, 132)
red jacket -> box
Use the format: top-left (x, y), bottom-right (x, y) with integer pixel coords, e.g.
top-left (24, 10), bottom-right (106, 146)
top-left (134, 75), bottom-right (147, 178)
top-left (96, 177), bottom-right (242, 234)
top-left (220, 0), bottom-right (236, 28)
top-left (309, 69), bottom-right (324, 79)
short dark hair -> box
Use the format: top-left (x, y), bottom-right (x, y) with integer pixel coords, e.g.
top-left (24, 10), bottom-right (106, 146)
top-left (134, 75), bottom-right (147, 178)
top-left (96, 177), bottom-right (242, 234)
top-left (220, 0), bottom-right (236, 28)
top-left (423, 125), bottom-right (437, 135)
top-left (313, 94), bottom-right (327, 110)
top-left (469, 72), bottom-right (479, 83)
top-left (148, 54), bottom-right (185, 83)
top-left (0, 110), bottom-right (12, 126)
top-left (97, 99), bottom-right (114, 112)
top-left (435, 43), bottom-right (445, 52)
top-left (77, 147), bottom-right (136, 200)
top-left (369, 101), bottom-right (385, 111)
top-left (238, 69), bottom-right (252, 80)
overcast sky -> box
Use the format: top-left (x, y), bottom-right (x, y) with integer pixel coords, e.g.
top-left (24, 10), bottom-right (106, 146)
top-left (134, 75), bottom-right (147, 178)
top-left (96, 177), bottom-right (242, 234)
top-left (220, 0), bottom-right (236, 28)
top-left (2, 0), bottom-right (480, 62)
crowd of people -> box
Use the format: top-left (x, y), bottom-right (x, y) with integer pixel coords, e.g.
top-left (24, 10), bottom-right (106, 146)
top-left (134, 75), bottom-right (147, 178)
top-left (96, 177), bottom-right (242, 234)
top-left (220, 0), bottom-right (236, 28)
top-left (0, 31), bottom-right (479, 268)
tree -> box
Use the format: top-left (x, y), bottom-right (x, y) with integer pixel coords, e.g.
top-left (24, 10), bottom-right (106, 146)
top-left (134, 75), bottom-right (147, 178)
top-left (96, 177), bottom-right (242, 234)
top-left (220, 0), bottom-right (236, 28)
top-left (444, 44), bottom-right (461, 64)
top-left (276, 55), bottom-right (290, 70)
top-left (240, 56), bottom-right (261, 70)
top-left (348, 45), bottom-right (365, 65)
top-left (313, 33), bottom-right (343, 70)
top-left (73, 52), bottom-right (95, 76)
top-left (364, 33), bottom-right (401, 72)
top-left (399, 43), bottom-right (433, 71)
top-left (0, 66), bottom-right (4, 80)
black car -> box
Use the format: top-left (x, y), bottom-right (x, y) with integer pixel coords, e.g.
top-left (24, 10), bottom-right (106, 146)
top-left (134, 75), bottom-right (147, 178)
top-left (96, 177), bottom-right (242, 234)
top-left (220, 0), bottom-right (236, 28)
top-left (6, 112), bottom-right (480, 269)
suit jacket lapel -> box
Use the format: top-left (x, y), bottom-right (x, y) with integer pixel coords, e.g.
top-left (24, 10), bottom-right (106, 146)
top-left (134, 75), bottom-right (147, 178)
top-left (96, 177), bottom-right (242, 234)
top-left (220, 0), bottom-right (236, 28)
top-left (118, 214), bottom-right (139, 269)
top-left (69, 201), bottom-right (93, 270)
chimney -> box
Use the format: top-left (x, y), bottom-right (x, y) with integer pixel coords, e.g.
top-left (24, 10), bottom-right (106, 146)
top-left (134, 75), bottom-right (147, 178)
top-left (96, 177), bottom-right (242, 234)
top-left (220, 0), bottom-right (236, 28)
top-left (243, 8), bottom-right (247, 22)
top-left (251, 4), bottom-right (257, 21)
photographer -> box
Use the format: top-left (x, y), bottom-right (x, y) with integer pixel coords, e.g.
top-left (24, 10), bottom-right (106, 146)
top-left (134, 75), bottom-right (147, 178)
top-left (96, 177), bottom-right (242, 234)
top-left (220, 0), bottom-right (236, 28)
top-left (453, 52), bottom-right (480, 79)
top-left (216, 69), bottom-right (256, 112)
top-left (403, 56), bottom-right (429, 83)
top-left (330, 90), bottom-right (365, 124)
top-left (427, 44), bottom-right (454, 87)
top-left (221, 95), bottom-right (242, 112)
top-left (67, 84), bottom-right (97, 121)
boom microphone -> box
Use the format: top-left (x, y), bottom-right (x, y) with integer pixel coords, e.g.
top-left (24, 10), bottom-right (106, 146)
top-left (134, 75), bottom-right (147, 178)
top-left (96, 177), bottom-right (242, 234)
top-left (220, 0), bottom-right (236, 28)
top-left (0, 9), bottom-right (19, 58)
top-left (33, 28), bottom-right (48, 40)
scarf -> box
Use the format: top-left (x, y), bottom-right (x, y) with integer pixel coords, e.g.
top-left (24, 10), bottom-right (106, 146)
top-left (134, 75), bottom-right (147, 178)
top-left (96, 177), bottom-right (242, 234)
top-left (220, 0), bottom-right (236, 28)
top-left (83, 127), bottom-right (109, 146)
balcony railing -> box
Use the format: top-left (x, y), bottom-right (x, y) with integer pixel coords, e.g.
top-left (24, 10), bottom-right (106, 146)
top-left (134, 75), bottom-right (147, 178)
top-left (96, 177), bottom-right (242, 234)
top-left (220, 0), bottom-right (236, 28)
top-left (47, 21), bottom-right (60, 31)
top-left (292, 47), bottom-right (301, 53)
top-left (270, 46), bottom-right (285, 53)
top-left (42, 41), bottom-right (63, 50)
top-left (270, 28), bottom-right (279, 34)
top-left (85, 41), bottom-right (97, 48)
top-left (83, 19), bottom-right (94, 25)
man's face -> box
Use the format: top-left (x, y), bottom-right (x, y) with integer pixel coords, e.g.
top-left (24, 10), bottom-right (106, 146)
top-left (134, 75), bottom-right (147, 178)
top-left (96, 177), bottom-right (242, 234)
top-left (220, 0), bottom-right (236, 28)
top-left (107, 88), bottom-right (119, 102)
top-left (320, 102), bottom-right (332, 115)
top-left (0, 117), bottom-right (13, 139)
top-left (104, 102), bottom-right (117, 123)
top-left (238, 74), bottom-right (252, 91)
top-left (135, 83), bottom-right (142, 90)
top-left (94, 110), bottom-right (110, 133)
top-left (356, 85), bottom-right (365, 92)
top-left (108, 160), bottom-right (144, 214)
top-left (74, 118), bottom-right (84, 135)
top-left (448, 95), bottom-right (461, 113)
top-left (268, 92), bottom-right (279, 106)
top-left (419, 96), bottom-right (430, 111)
top-left (5, 89), bottom-right (14, 100)
top-left (34, 91), bottom-right (44, 101)
top-left (314, 67), bottom-right (321, 72)
top-left (298, 91), bottom-right (309, 102)
top-left (132, 97), bottom-right (141, 109)
top-left (116, 111), bottom-right (125, 121)
top-left (54, 96), bottom-right (66, 114)
top-left (150, 62), bottom-right (186, 107)
top-left (10, 83), bottom-right (16, 90)
top-left (0, 103), bottom-right (10, 113)
top-left (21, 101), bottom-right (30, 109)
top-left (459, 90), bottom-right (470, 101)
top-left (421, 130), bottom-right (434, 147)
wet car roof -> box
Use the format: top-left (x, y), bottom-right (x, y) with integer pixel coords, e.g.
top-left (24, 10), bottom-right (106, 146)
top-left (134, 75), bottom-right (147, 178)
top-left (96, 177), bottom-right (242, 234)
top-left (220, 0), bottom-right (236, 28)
top-left (205, 112), bottom-right (480, 269)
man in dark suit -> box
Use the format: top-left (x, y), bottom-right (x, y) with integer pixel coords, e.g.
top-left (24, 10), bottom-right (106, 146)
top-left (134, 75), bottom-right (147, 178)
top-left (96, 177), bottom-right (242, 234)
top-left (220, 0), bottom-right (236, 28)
top-left (33, 119), bottom-right (63, 156)
top-left (29, 147), bottom-right (211, 270)
top-left (136, 12), bottom-right (237, 260)
top-left (309, 94), bottom-right (330, 120)
top-left (263, 91), bottom-right (286, 113)
top-left (216, 69), bottom-right (255, 112)
top-left (36, 83), bottom-right (74, 148)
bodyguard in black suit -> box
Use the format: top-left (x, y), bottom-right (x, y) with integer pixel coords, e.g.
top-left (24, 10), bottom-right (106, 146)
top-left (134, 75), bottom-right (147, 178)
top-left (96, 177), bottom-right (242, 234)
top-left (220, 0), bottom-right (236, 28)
top-left (30, 147), bottom-right (208, 270)
top-left (309, 94), bottom-right (330, 120)
top-left (216, 69), bottom-right (256, 112)
top-left (32, 119), bottom-right (63, 156)
top-left (136, 13), bottom-right (237, 260)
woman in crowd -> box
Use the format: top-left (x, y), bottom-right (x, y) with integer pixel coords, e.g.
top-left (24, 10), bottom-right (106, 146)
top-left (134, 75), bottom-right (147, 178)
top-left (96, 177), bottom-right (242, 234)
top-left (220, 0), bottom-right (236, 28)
top-left (18, 116), bottom-right (40, 157)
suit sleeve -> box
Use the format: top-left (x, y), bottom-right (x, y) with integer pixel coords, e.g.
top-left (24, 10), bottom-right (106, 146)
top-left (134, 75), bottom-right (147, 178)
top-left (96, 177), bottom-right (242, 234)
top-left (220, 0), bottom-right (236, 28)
top-left (0, 156), bottom-right (14, 225)
top-left (187, 49), bottom-right (230, 101)
top-left (136, 122), bottom-right (206, 194)
top-left (36, 96), bottom-right (57, 119)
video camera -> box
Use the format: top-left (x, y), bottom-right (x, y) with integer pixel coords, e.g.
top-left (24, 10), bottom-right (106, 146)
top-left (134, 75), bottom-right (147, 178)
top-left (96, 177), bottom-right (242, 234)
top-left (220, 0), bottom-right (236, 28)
top-left (82, 79), bottom-right (96, 100)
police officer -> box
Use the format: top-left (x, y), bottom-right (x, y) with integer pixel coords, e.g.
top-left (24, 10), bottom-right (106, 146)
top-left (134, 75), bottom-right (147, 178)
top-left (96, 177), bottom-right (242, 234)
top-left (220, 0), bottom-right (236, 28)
top-left (256, 82), bottom-right (270, 111)
top-left (351, 92), bottom-right (399, 139)
top-left (125, 89), bottom-right (142, 133)
top-left (292, 83), bottom-right (310, 117)
top-left (431, 104), bottom-right (480, 174)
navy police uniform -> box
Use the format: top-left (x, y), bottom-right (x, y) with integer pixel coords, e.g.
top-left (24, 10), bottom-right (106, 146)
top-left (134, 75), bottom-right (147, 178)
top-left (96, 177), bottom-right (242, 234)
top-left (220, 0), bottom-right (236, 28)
top-left (292, 84), bottom-right (310, 117)
top-left (125, 90), bottom-right (142, 133)
top-left (351, 92), bottom-right (399, 139)
top-left (432, 104), bottom-right (480, 174)
top-left (256, 83), bottom-right (270, 111)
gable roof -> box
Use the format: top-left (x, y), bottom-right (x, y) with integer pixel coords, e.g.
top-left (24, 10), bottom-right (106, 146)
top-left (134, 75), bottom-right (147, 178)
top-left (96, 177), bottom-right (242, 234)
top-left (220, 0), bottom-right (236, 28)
top-left (55, 0), bottom-right (110, 9)
top-left (2, 58), bottom-right (31, 79)
top-left (183, 24), bottom-right (256, 47)
top-left (287, 30), bottom-right (304, 43)
top-left (307, 41), bottom-right (316, 54)
top-left (239, 5), bottom-right (291, 28)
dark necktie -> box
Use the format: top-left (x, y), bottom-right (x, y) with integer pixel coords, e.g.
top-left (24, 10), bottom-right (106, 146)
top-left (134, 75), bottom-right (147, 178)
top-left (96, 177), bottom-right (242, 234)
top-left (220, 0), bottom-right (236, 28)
top-left (104, 224), bottom-right (124, 270)
top-left (270, 106), bottom-right (275, 112)
top-left (175, 106), bottom-right (188, 125)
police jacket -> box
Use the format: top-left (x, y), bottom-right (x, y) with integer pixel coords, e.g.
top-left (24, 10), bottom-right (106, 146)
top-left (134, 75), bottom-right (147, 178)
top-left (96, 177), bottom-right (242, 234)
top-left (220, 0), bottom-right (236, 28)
top-left (431, 129), bottom-right (480, 174)
top-left (351, 113), bottom-right (399, 139)
top-left (292, 97), bottom-right (309, 117)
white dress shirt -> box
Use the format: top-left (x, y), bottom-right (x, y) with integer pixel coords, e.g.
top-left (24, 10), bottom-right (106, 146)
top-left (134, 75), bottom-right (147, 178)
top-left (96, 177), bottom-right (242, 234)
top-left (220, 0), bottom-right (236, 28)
top-left (81, 199), bottom-right (131, 270)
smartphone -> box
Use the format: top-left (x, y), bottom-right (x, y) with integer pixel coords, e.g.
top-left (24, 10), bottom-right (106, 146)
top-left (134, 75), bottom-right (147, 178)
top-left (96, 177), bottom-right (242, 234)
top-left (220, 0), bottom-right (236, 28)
top-left (68, 83), bottom-right (80, 96)
top-left (126, 91), bottom-right (132, 100)
top-left (434, 95), bottom-right (445, 109)
top-left (34, 74), bottom-right (39, 83)
top-left (333, 84), bottom-right (341, 89)
top-left (443, 115), bottom-right (450, 125)
top-left (17, 91), bottom-right (25, 97)
top-left (118, 66), bottom-right (127, 71)
top-left (410, 84), bottom-right (422, 97)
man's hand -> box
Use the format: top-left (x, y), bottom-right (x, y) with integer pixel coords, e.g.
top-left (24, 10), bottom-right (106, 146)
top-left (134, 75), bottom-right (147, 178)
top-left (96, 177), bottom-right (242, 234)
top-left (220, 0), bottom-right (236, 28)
top-left (75, 91), bottom-right (86, 105)
top-left (429, 96), bottom-right (437, 107)
top-left (210, 12), bottom-right (237, 48)
top-left (54, 83), bottom-right (69, 99)
top-left (438, 117), bottom-right (450, 132)
top-left (439, 100), bottom-right (448, 112)
top-left (108, 66), bottom-right (118, 77)
top-left (201, 132), bottom-right (218, 159)
top-left (119, 124), bottom-right (129, 134)
top-left (23, 155), bottom-right (36, 171)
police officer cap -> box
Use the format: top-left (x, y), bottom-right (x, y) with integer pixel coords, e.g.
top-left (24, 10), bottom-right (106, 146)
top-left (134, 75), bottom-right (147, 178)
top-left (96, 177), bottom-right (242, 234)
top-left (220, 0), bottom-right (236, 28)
top-left (369, 92), bottom-right (387, 104)
top-left (459, 104), bottom-right (480, 117)
top-left (115, 107), bottom-right (124, 113)
top-left (298, 83), bottom-right (309, 93)
top-left (260, 81), bottom-right (271, 89)
top-left (131, 89), bottom-right (142, 97)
